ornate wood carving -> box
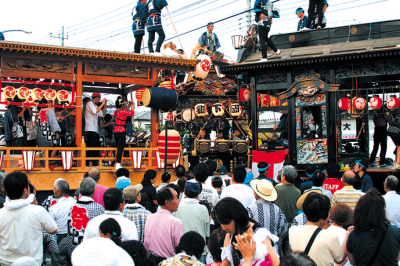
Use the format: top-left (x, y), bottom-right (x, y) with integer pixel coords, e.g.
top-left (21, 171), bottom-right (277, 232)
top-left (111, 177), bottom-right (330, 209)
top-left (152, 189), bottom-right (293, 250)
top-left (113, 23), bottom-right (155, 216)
top-left (2, 57), bottom-right (73, 73)
top-left (292, 65), bottom-right (330, 83)
top-left (335, 59), bottom-right (400, 78)
top-left (278, 78), bottom-right (339, 99)
top-left (257, 69), bottom-right (287, 84)
top-left (86, 63), bottom-right (148, 78)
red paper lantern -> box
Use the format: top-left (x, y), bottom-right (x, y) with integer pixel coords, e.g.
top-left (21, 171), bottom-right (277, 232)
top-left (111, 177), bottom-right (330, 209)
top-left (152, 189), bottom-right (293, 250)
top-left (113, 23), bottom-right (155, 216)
top-left (135, 88), bottom-right (146, 102)
top-left (166, 112), bottom-right (174, 121)
top-left (44, 89), bottom-right (57, 101)
top-left (4, 86), bottom-right (16, 100)
top-left (387, 95), bottom-right (400, 110)
top-left (261, 94), bottom-right (270, 107)
top-left (369, 95), bottom-right (383, 109)
top-left (31, 88), bottom-right (44, 102)
top-left (338, 98), bottom-right (350, 110)
top-left (353, 97), bottom-right (366, 110)
top-left (17, 87), bottom-right (30, 100)
top-left (158, 129), bottom-right (181, 165)
top-left (237, 88), bottom-right (251, 102)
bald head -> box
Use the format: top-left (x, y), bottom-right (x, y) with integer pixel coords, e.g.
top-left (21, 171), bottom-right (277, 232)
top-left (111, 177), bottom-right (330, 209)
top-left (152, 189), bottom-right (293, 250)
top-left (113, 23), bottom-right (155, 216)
top-left (88, 168), bottom-right (100, 182)
top-left (342, 171), bottom-right (356, 185)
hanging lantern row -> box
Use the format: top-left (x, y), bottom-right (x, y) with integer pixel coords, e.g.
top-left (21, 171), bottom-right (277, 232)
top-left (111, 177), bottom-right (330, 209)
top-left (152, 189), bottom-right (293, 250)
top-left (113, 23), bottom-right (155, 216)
top-left (257, 93), bottom-right (282, 107)
top-left (339, 96), bottom-right (400, 110)
top-left (3, 86), bottom-right (69, 103)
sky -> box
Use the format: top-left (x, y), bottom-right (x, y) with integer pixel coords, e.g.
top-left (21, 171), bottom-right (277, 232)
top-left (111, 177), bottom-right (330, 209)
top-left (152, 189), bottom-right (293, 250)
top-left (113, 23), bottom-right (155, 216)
top-left (1, 0), bottom-right (399, 62)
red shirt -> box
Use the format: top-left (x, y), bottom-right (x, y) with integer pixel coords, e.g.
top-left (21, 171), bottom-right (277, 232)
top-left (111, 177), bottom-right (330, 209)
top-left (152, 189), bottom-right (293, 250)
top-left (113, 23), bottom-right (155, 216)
top-left (114, 109), bottom-right (135, 133)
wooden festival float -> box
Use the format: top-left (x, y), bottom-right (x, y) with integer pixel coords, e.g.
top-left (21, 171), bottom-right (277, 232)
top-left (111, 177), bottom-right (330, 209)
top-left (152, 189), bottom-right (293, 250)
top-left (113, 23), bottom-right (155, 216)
top-left (0, 41), bottom-right (197, 191)
top-left (222, 19), bottom-right (400, 189)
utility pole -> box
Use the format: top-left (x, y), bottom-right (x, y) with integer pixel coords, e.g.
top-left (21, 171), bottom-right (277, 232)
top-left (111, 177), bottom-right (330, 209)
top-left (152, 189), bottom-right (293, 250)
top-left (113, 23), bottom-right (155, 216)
top-left (50, 26), bottom-right (68, 46)
top-left (246, 0), bottom-right (252, 29)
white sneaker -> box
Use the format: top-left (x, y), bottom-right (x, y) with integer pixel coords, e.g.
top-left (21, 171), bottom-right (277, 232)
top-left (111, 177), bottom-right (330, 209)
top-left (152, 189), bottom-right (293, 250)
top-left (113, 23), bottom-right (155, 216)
top-left (115, 163), bottom-right (122, 170)
top-left (258, 58), bottom-right (268, 63)
top-left (317, 26), bottom-right (322, 29)
top-left (391, 163), bottom-right (400, 170)
top-left (275, 49), bottom-right (281, 55)
top-left (300, 27), bottom-right (311, 32)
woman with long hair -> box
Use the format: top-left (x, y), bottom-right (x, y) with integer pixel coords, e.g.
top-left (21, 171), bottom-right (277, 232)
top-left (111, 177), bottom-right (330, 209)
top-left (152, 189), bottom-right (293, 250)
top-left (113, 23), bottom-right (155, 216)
top-left (113, 96), bottom-right (135, 170)
top-left (212, 197), bottom-right (280, 266)
top-left (141, 169), bottom-right (158, 213)
top-left (347, 188), bottom-right (400, 265)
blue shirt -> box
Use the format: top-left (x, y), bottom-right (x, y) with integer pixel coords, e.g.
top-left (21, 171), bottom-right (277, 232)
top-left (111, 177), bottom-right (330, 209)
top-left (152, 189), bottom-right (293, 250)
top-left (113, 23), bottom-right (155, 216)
top-left (133, 2), bottom-right (149, 25)
top-left (244, 172), bottom-right (254, 187)
top-left (297, 16), bottom-right (309, 31)
top-left (147, 0), bottom-right (168, 15)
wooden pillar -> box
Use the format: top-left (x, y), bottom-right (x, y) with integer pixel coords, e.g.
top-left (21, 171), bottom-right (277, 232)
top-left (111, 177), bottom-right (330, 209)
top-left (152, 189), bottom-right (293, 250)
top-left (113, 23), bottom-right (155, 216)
top-left (75, 62), bottom-right (83, 147)
top-left (250, 75), bottom-right (257, 150)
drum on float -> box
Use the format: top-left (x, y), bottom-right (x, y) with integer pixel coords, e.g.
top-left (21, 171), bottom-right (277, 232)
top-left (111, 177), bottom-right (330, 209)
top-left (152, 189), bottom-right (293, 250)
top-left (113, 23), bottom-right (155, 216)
top-left (142, 87), bottom-right (178, 111)
top-left (234, 140), bottom-right (249, 153)
top-left (215, 140), bottom-right (229, 153)
top-left (197, 140), bottom-right (211, 153)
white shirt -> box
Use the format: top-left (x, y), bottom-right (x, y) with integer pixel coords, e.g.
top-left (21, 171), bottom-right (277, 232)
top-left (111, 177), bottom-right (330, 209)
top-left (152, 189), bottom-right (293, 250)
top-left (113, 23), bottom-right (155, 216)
top-left (157, 183), bottom-right (169, 192)
top-left (220, 183), bottom-right (256, 208)
top-left (198, 183), bottom-right (220, 209)
top-left (83, 210), bottom-right (138, 241)
top-left (0, 204), bottom-right (57, 266)
top-left (85, 101), bottom-right (104, 133)
top-left (326, 225), bottom-right (352, 266)
top-left (383, 191), bottom-right (400, 228)
top-left (49, 196), bottom-right (76, 234)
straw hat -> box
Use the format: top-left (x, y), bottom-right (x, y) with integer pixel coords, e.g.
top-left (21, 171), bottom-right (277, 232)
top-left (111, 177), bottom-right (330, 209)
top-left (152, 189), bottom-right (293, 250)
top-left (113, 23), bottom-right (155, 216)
top-left (296, 189), bottom-right (323, 211)
top-left (250, 179), bottom-right (278, 202)
top-left (71, 237), bottom-right (134, 266)
top-left (330, 203), bottom-right (353, 226)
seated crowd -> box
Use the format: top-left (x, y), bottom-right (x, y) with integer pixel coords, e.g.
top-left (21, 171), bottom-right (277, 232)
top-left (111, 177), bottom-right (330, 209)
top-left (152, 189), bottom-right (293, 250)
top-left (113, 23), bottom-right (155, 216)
top-left (0, 160), bottom-right (399, 266)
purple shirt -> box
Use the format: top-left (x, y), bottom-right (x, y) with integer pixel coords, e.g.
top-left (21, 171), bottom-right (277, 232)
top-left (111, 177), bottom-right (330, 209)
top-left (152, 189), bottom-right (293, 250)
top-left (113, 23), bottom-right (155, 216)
top-left (144, 209), bottom-right (184, 259)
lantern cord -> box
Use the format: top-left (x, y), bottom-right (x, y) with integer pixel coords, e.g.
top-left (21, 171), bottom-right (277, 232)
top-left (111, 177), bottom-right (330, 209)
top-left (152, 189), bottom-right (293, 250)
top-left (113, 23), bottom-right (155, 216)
top-left (356, 122), bottom-right (364, 141)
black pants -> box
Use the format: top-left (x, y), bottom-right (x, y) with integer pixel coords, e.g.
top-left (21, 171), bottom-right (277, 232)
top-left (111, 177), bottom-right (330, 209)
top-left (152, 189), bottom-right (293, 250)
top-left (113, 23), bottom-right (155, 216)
top-left (114, 132), bottom-right (126, 164)
top-left (369, 127), bottom-right (387, 164)
top-left (306, 0), bottom-right (324, 28)
top-left (148, 29), bottom-right (165, 53)
top-left (85, 131), bottom-right (100, 166)
top-left (258, 25), bottom-right (278, 59)
top-left (134, 34), bottom-right (144, 53)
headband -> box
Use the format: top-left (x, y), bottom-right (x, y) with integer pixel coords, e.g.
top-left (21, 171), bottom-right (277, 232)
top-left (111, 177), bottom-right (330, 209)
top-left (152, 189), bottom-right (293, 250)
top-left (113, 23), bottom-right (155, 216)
top-left (259, 165), bottom-right (270, 172)
top-left (296, 8), bottom-right (304, 14)
top-left (322, 170), bottom-right (327, 173)
top-left (355, 159), bottom-right (366, 169)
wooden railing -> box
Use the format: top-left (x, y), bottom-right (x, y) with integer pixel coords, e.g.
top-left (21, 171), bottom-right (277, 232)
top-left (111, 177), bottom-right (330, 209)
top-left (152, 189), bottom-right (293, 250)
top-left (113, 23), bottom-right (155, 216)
top-left (0, 143), bottom-right (162, 173)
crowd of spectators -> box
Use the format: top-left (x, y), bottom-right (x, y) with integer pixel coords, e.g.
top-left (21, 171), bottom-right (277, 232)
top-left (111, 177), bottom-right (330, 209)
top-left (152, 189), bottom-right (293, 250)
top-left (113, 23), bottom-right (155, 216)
top-left (0, 160), bottom-right (399, 266)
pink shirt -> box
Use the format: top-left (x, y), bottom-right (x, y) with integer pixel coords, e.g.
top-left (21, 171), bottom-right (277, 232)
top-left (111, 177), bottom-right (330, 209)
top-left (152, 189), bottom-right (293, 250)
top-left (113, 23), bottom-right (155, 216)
top-left (93, 184), bottom-right (109, 207)
top-left (144, 209), bottom-right (184, 259)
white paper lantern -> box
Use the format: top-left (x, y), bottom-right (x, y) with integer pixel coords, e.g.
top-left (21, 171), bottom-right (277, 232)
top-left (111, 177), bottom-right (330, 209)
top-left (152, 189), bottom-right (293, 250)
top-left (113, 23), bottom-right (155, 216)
top-left (194, 55), bottom-right (211, 80)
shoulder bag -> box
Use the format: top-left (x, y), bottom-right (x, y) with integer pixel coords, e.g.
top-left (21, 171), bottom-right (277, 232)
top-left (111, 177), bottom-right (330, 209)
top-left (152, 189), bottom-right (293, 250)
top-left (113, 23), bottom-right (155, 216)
top-left (304, 227), bottom-right (322, 255)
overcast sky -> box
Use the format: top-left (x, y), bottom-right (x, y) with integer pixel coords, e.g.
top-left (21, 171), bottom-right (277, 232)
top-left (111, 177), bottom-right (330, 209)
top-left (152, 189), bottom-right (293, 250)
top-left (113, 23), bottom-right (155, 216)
top-left (1, 0), bottom-right (399, 62)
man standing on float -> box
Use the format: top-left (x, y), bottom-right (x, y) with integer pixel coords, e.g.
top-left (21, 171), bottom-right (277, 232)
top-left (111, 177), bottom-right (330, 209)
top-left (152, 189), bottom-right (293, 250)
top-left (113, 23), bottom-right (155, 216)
top-left (147, 0), bottom-right (168, 54)
top-left (132, 0), bottom-right (149, 54)
top-left (254, 0), bottom-right (281, 62)
top-left (198, 22), bottom-right (221, 54)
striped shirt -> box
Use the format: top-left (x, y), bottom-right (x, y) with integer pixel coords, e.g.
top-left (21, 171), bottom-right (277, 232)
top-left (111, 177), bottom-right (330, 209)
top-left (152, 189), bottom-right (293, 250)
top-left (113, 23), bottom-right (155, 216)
top-left (123, 203), bottom-right (152, 243)
top-left (247, 199), bottom-right (288, 253)
top-left (330, 186), bottom-right (364, 210)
